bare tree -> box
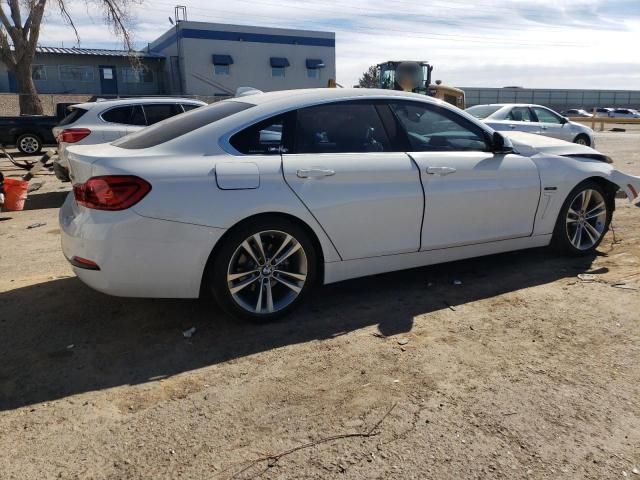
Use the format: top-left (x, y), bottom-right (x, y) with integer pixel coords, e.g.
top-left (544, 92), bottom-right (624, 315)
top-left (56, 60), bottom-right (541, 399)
top-left (0, 0), bottom-right (141, 115)
top-left (357, 64), bottom-right (379, 89)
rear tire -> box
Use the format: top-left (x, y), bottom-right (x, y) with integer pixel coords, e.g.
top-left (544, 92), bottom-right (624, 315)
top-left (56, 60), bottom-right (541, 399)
top-left (573, 134), bottom-right (590, 146)
top-left (16, 133), bottom-right (42, 155)
top-left (209, 217), bottom-right (317, 322)
top-left (552, 180), bottom-right (612, 256)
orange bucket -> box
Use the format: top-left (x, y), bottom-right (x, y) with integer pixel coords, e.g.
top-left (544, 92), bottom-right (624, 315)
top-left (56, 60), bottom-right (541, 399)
top-left (3, 178), bottom-right (29, 211)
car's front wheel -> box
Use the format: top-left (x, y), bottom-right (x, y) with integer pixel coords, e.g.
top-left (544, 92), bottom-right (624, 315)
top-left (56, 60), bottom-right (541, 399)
top-left (552, 180), bottom-right (612, 255)
top-left (16, 133), bottom-right (42, 155)
top-left (573, 134), bottom-right (590, 146)
top-left (209, 217), bottom-right (317, 321)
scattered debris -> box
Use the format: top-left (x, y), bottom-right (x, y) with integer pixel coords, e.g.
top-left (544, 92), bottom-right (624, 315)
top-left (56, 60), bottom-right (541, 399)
top-left (372, 331), bottom-right (386, 338)
top-left (453, 279), bottom-right (463, 286)
top-left (182, 327), bottom-right (197, 338)
top-left (632, 467), bottom-right (639, 475)
top-left (577, 273), bottom-right (598, 282)
top-left (611, 283), bottom-right (638, 291)
top-left (397, 338), bottom-right (409, 346)
top-left (26, 222), bottom-right (46, 229)
top-left (27, 181), bottom-right (44, 193)
top-left (66, 344), bottom-right (74, 350)
top-left (444, 301), bottom-right (456, 311)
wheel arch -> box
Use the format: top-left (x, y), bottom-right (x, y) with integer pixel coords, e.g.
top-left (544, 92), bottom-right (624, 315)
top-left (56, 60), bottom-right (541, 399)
top-left (199, 211), bottom-right (326, 297)
top-left (584, 175), bottom-right (619, 211)
top-left (573, 133), bottom-right (591, 146)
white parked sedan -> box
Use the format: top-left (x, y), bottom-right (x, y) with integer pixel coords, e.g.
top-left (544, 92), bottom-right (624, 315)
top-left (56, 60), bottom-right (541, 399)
top-left (60, 89), bottom-right (640, 321)
top-left (466, 103), bottom-right (595, 147)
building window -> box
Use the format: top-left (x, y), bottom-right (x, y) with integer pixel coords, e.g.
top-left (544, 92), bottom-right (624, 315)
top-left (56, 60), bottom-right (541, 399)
top-left (272, 67), bottom-right (285, 77)
top-left (306, 69), bottom-right (319, 79)
top-left (123, 66), bottom-right (153, 83)
top-left (59, 65), bottom-right (94, 82)
top-left (32, 65), bottom-right (47, 81)
top-left (214, 64), bottom-right (230, 76)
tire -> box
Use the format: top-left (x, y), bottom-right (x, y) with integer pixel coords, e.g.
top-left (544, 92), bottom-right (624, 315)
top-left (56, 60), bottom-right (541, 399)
top-left (573, 134), bottom-right (590, 146)
top-left (209, 217), bottom-right (318, 322)
top-left (16, 133), bottom-right (42, 155)
top-left (552, 180), bottom-right (612, 256)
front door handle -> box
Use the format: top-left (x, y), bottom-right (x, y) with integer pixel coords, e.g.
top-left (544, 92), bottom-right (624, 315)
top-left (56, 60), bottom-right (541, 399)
top-left (508, 124), bottom-right (517, 129)
top-left (426, 166), bottom-right (457, 176)
top-left (297, 168), bottom-right (335, 178)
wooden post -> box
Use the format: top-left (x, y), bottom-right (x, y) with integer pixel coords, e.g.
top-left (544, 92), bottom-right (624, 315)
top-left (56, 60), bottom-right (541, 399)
top-left (591, 107), bottom-right (596, 131)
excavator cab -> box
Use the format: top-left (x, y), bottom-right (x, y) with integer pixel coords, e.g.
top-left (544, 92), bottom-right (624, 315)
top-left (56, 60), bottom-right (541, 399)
top-left (376, 61), bottom-right (465, 109)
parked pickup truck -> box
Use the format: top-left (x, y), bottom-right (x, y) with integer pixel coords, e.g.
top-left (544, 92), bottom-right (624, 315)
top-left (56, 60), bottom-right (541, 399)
top-left (0, 103), bottom-right (73, 154)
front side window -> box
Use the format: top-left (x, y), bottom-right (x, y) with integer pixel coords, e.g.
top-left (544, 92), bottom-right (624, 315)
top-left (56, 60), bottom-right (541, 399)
top-left (507, 107), bottom-right (535, 122)
top-left (101, 105), bottom-right (146, 126)
top-left (532, 107), bottom-right (562, 124)
top-left (390, 102), bottom-right (489, 152)
top-left (32, 65), bottom-right (46, 81)
top-left (230, 116), bottom-right (285, 155)
top-left (294, 102), bottom-right (390, 154)
top-left (181, 103), bottom-right (201, 112)
top-left (214, 65), bottom-right (230, 76)
top-left (272, 67), bottom-right (285, 77)
top-left (143, 104), bottom-right (184, 125)
top-left (59, 65), bottom-right (94, 82)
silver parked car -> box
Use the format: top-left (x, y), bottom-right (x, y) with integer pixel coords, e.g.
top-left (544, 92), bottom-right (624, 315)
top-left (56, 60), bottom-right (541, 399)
top-left (466, 104), bottom-right (595, 147)
top-left (608, 108), bottom-right (640, 118)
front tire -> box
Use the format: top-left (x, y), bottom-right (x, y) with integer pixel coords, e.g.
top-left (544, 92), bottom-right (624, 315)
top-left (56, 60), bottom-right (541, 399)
top-left (16, 133), bottom-right (42, 155)
top-left (573, 134), bottom-right (590, 146)
top-left (209, 217), bottom-right (317, 322)
top-left (552, 180), bottom-right (612, 255)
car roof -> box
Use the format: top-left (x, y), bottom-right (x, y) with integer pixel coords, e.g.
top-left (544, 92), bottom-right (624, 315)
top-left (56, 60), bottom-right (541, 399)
top-left (237, 88), bottom-right (444, 108)
top-left (71, 97), bottom-right (207, 110)
top-left (467, 103), bottom-right (544, 108)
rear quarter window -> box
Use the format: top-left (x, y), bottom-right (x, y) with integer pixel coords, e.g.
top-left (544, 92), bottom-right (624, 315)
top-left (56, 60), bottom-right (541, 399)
top-left (58, 107), bottom-right (88, 126)
top-left (113, 100), bottom-right (253, 149)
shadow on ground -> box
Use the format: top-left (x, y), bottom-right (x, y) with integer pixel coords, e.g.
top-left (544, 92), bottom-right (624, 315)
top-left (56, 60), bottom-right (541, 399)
top-left (23, 190), bottom-right (69, 210)
top-left (0, 247), bottom-right (597, 411)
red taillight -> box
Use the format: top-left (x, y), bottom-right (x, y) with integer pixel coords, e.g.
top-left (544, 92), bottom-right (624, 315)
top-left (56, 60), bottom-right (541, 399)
top-left (61, 128), bottom-right (91, 143)
top-left (73, 175), bottom-right (151, 211)
top-left (69, 256), bottom-right (100, 270)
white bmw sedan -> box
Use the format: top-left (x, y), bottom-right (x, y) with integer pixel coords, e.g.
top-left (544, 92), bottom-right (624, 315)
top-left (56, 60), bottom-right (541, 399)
top-left (60, 89), bottom-right (640, 321)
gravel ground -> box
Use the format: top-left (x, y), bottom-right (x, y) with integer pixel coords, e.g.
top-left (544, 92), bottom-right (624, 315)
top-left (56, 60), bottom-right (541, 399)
top-left (1, 131), bottom-right (639, 480)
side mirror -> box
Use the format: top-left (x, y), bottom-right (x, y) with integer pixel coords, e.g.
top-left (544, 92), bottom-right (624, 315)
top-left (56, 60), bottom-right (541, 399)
top-left (560, 116), bottom-right (569, 124)
top-left (492, 132), bottom-right (513, 154)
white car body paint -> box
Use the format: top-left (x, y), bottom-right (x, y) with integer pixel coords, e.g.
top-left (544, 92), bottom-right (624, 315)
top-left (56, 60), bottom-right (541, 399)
top-left (60, 88), bottom-right (640, 299)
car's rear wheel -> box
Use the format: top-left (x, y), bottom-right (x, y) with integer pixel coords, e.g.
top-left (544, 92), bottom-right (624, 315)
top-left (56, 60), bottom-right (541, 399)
top-left (210, 218), bottom-right (317, 321)
top-left (552, 181), bottom-right (612, 255)
top-left (573, 134), bottom-right (590, 146)
top-left (16, 133), bottom-right (42, 155)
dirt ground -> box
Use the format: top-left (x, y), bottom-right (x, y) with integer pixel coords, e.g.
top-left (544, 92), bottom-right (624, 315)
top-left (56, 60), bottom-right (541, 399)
top-left (1, 130), bottom-right (639, 480)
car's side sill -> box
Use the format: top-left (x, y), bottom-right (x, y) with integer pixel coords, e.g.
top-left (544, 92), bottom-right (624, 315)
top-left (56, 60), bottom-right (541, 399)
top-left (323, 234), bottom-right (552, 285)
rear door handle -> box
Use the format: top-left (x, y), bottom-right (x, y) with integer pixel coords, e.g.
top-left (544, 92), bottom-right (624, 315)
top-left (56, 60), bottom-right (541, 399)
top-left (297, 168), bottom-right (335, 178)
top-left (508, 124), bottom-right (517, 129)
top-left (426, 166), bottom-right (457, 176)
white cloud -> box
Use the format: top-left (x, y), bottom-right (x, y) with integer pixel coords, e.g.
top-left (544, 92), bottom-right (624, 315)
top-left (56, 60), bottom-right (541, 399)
top-left (35, 0), bottom-right (640, 89)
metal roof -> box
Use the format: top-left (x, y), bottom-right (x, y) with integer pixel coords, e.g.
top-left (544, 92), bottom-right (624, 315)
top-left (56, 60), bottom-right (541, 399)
top-left (33, 46), bottom-right (164, 58)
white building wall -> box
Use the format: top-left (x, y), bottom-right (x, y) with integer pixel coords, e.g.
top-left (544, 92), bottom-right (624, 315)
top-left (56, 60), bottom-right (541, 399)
top-left (150, 21), bottom-right (335, 96)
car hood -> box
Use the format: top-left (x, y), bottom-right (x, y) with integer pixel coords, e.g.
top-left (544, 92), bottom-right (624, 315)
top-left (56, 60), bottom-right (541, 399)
top-left (502, 131), bottom-right (607, 161)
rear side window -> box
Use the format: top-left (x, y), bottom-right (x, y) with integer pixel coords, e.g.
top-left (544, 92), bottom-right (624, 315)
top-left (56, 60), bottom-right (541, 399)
top-left (58, 107), bottom-right (88, 126)
top-left (114, 100), bottom-right (253, 149)
top-left (507, 107), bottom-right (535, 122)
top-left (102, 105), bottom-right (146, 126)
top-left (230, 116), bottom-right (286, 155)
top-left (143, 103), bottom-right (184, 125)
top-left (294, 102), bottom-right (390, 154)
top-left (181, 103), bottom-right (201, 112)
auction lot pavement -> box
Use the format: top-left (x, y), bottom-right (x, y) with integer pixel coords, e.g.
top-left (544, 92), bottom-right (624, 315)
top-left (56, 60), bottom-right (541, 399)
top-left (1, 132), bottom-right (639, 479)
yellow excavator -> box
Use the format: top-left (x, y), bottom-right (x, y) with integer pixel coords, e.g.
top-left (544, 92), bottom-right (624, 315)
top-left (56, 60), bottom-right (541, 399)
top-left (376, 61), bottom-right (465, 109)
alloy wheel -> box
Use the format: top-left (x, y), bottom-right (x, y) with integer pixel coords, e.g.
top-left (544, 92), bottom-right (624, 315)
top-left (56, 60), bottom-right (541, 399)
top-left (574, 137), bottom-right (588, 146)
top-left (226, 230), bottom-right (308, 314)
top-left (19, 136), bottom-right (39, 154)
top-left (565, 188), bottom-right (607, 250)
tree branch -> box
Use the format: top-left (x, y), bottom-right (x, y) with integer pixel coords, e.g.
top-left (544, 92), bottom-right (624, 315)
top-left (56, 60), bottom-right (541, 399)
top-left (55, 0), bottom-right (79, 44)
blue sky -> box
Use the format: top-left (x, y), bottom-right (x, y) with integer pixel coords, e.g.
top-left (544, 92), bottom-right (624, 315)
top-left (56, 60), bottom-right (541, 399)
top-left (37, 0), bottom-right (640, 88)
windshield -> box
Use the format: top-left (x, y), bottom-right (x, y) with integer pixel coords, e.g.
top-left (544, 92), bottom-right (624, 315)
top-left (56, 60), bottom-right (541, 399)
top-left (113, 100), bottom-right (253, 149)
top-left (465, 105), bottom-right (502, 120)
